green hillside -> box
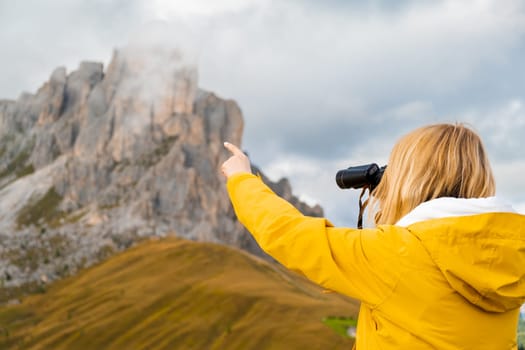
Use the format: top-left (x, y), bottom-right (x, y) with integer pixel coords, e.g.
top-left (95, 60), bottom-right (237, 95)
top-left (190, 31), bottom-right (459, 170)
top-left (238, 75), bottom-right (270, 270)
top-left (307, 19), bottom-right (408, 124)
top-left (519, 313), bottom-right (525, 349)
top-left (0, 237), bottom-right (358, 349)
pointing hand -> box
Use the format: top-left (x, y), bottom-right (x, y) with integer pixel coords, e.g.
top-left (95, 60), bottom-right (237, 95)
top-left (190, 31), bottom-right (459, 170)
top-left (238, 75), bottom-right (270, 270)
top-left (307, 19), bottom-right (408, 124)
top-left (221, 142), bottom-right (252, 178)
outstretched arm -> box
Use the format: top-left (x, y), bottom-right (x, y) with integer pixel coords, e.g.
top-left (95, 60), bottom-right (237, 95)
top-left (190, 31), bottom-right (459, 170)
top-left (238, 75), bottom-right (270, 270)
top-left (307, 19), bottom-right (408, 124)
top-left (221, 142), bottom-right (400, 305)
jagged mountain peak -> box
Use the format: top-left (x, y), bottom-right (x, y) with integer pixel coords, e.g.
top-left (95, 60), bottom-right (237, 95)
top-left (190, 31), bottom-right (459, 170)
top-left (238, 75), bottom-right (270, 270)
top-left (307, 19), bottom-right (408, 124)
top-left (0, 49), bottom-right (322, 303)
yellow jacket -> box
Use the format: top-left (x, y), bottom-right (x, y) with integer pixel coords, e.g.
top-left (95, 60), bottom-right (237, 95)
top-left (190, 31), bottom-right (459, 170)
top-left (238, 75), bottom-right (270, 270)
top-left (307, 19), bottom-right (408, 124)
top-left (227, 173), bottom-right (525, 349)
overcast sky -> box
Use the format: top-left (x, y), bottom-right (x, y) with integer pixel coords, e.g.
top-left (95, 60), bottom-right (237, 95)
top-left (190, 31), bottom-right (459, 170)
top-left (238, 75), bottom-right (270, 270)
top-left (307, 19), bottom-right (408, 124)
top-left (1, 0), bottom-right (524, 226)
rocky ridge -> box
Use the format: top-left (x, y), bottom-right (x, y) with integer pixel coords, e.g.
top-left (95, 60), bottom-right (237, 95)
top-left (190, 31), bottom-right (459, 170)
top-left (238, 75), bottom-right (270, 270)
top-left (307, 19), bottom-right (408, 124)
top-left (0, 47), bottom-right (322, 299)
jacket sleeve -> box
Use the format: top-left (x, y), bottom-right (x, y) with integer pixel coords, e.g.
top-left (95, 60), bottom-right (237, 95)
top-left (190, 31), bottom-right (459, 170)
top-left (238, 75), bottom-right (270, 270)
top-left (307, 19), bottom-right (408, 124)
top-left (226, 173), bottom-right (401, 306)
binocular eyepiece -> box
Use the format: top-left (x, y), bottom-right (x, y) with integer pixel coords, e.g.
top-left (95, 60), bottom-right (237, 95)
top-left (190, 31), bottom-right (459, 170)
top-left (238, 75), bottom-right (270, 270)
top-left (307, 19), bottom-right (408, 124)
top-left (336, 163), bottom-right (386, 191)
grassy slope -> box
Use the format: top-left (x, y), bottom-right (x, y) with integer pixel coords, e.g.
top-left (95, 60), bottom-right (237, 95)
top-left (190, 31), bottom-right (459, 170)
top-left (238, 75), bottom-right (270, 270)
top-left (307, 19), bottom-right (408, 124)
top-left (519, 314), bottom-right (525, 348)
top-left (0, 237), bottom-right (358, 349)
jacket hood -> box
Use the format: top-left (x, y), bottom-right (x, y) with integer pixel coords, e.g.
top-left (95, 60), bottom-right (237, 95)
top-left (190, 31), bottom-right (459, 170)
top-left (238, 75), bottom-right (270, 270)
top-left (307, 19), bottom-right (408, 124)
top-left (398, 197), bottom-right (525, 312)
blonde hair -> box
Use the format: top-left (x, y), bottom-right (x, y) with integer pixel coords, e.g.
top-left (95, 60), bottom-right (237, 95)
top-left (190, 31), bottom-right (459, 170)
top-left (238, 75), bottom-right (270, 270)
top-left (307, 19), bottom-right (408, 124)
top-left (371, 123), bottom-right (495, 226)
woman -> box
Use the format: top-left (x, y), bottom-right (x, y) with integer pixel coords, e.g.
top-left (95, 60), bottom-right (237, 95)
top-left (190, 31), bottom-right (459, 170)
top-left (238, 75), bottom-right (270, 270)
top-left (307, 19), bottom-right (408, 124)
top-left (221, 123), bottom-right (525, 349)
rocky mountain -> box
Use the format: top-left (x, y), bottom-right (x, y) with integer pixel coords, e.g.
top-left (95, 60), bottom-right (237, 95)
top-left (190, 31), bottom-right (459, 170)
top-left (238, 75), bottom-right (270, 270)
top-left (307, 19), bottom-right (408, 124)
top-left (0, 47), bottom-right (322, 302)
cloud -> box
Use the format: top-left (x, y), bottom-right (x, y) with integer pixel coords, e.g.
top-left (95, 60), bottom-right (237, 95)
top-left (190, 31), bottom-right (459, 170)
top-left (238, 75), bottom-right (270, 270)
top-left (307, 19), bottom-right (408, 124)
top-left (184, 0), bottom-right (525, 168)
top-left (146, 0), bottom-right (268, 18)
top-left (1, 0), bottom-right (524, 224)
top-left (292, 0), bottom-right (438, 13)
top-left (0, 0), bottom-right (148, 98)
top-left (491, 158), bottom-right (525, 203)
top-left (460, 99), bottom-right (525, 162)
top-left (515, 203), bottom-right (525, 214)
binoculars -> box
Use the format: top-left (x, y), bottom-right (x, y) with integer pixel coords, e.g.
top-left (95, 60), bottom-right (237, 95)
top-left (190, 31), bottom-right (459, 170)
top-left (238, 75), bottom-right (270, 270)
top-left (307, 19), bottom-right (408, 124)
top-left (335, 163), bottom-right (386, 191)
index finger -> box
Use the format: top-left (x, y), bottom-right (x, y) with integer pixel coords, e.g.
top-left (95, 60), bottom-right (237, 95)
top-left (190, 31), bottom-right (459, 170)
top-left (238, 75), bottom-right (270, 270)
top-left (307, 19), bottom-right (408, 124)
top-left (223, 142), bottom-right (244, 156)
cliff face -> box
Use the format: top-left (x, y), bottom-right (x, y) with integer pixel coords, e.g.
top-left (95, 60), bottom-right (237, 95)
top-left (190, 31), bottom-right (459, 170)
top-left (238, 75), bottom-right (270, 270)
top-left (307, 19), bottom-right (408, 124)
top-left (0, 48), bottom-right (322, 298)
